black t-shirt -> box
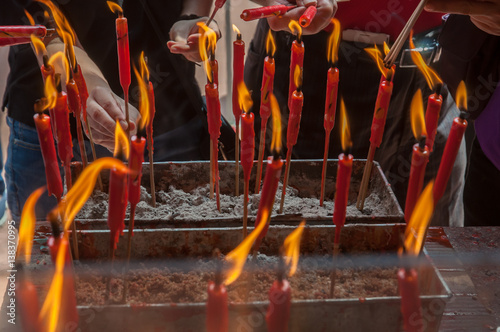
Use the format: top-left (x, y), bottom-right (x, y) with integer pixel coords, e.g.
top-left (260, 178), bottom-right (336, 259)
top-left (4, 0), bottom-right (203, 136)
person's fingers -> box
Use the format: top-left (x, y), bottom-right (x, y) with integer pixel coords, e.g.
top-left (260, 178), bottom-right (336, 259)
top-left (90, 86), bottom-right (127, 126)
top-left (297, 0), bottom-right (317, 6)
top-left (470, 15), bottom-right (500, 35)
top-left (425, 0), bottom-right (498, 15)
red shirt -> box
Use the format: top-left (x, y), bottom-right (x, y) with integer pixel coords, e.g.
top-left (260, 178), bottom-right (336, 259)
top-left (335, 0), bottom-right (444, 40)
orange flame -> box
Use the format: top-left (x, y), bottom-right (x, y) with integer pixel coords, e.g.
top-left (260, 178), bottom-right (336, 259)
top-left (225, 209), bottom-right (269, 285)
top-left (410, 89), bottom-right (427, 140)
top-left (340, 98), bottom-right (352, 152)
top-left (114, 120), bottom-right (130, 160)
top-left (456, 81), bottom-right (467, 111)
top-left (36, 0), bottom-right (77, 70)
top-left (409, 31), bottom-right (442, 90)
top-left (383, 42), bottom-right (390, 56)
top-left (232, 24), bottom-right (241, 36)
top-left (107, 1), bottom-right (123, 17)
top-left (365, 45), bottom-right (390, 78)
top-left (49, 157), bottom-right (129, 232)
top-left (402, 181), bottom-right (434, 256)
top-left (327, 18), bottom-right (341, 64)
top-left (25, 9), bottom-right (35, 25)
top-left (133, 53), bottom-right (150, 131)
top-left (198, 22), bottom-right (217, 84)
top-left (140, 51), bottom-right (150, 81)
top-left (288, 20), bottom-right (302, 41)
top-left (283, 221), bottom-right (306, 277)
top-left (270, 93), bottom-right (282, 153)
top-left (48, 51), bottom-right (70, 84)
top-left (31, 34), bottom-right (47, 59)
top-left (39, 235), bottom-right (67, 332)
top-left (238, 81), bottom-right (253, 114)
top-left (17, 187), bottom-right (45, 263)
top-left (44, 75), bottom-right (58, 111)
top-left (293, 65), bottom-right (302, 90)
top-left (265, 30), bottom-right (276, 57)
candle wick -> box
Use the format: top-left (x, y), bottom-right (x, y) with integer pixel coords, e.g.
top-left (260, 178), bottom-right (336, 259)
top-left (434, 82), bottom-right (442, 96)
top-left (277, 250), bottom-right (285, 283)
top-left (43, 55), bottom-right (50, 68)
top-left (418, 136), bottom-right (426, 150)
top-left (48, 211), bottom-right (62, 238)
top-left (459, 110), bottom-right (469, 120)
top-left (237, 33), bottom-right (242, 41)
top-left (385, 69), bottom-right (393, 83)
top-left (55, 73), bottom-right (62, 93)
top-left (272, 149), bottom-right (281, 160)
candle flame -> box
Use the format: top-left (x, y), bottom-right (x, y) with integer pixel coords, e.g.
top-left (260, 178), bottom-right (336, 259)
top-left (383, 42), bottom-right (390, 56)
top-left (133, 53), bottom-right (150, 131)
top-left (48, 51), bottom-right (70, 85)
top-left (140, 51), bottom-right (150, 81)
top-left (402, 181), bottom-right (434, 256)
top-left (410, 89), bottom-right (427, 140)
top-left (114, 120), bottom-right (130, 160)
top-left (25, 9), bottom-right (35, 25)
top-left (293, 65), bottom-right (302, 90)
top-left (456, 81), bottom-right (467, 111)
top-left (365, 45), bottom-right (390, 79)
top-left (17, 187), bottom-right (45, 264)
top-left (265, 30), bottom-right (276, 57)
top-left (326, 18), bottom-right (341, 64)
top-left (224, 209), bottom-right (269, 285)
top-left (340, 98), bottom-right (352, 152)
top-left (232, 24), bottom-right (241, 36)
top-left (31, 34), bottom-right (47, 59)
top-left (409, 31), bottom-right (442, 91)
top-left (270, 93), bottom-right (282, 154)
top-left (238, 81), bottom-right (253, 114)
top-left (288, 20), bottom-right (302, 41)
top-left (198, 22), bottom-right (217, 84)
top-left (36, 0), bottom-right (77, 70)
top-left (39, 235), bottom-right (67, 332)
top-left (283, 221), bottom-right (306, 277)
top-left (44, 75), bottom-right (58, 111)
top-left (107, 1), bottom-right (123, 16)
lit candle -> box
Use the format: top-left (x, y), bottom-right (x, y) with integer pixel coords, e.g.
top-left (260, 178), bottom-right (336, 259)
top-left (0, 25), bottom-right (46, 46)
top-left (299, 5), bottom-right (317, 28)
top-left (206, 269), bottom-right (228, 332)
top-left (128, 136), bottom-right (146, 211)
top-left (425, 88), bottom-right (443, 152)
top-left (397, 268), bottom-right (423, 332)
top-left (405, 90), bottom-right (429, 222)
top-left (266, 278), bottom-right (291, 332)
top-left (16, 265), bottom-right (41, 332)
top-left (33, 113), bottom-right (63, 200)
top-left (255, 30), bottom-right (276, 194)
top-left (288, 21), bottom-right (304, 109)
top-left (232, 25), bottom-right (245, 197)
top-left (240, 5), bottom-right (292, 21)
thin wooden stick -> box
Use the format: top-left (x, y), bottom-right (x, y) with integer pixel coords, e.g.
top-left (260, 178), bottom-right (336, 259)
top-left (255, 128), bottom-right (266, 194)
top-left (213, 139), bottom-right (221, 212)
top-left (64, 165), bottom-right (79, 261)
top-left (124, 92), bottom-right (130, 140)
top-left (85, 122), bottom-right (103, 191)
top-left (122, 204), bottom-right (137, 303)
top-left (279, 149), bottom-right (292, 214)
top-left (329, 243), bottom-right (340, 298)
top-left (235, 123), bottom-right (240, 196)
top-left (210, 143), bottom-right (214, 200)
top-left (75, 117), bottom-right (88, 168)
top-left (243, 180), bottom-right (249, 238)
top-left (105, 245), bottom-right (116, 302)
top-left (320, 133), bottom-right (331, 206)
top-left (147, 136), bottom-right (156, 207)
top-left (356, 145), bottom-right (376, 211)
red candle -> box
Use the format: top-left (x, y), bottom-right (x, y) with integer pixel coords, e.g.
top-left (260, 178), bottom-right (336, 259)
top-left (0, 25), bottom-right (46, 46)
top-left (241, 113), bottom-right (255, 184)
top-left (369, 77), bottom-right (393, 148)
top-left (209, 59), bottom-right (219, 86)
top-left (240, 5), bottom-right (291, 21)
top-left (206, 281), bottom-right (229, 332)
top-left (255, 156), bottom-right (283, 242)
top-left (16, 269), bottom-right (41, 332)
top-left (74, 64), bottom-right (89, 124)
top-left (424, 92), bottom-right (443, 152)
top-left (128, 136), bottom-right (146, 208)
top-left (115, 16), bottom-right (130, 95)
top-left (67, 77), bottom-right (88, 167)
top-left (288, 36), bottom-right (304, 108)
top-left (266, 279), bottom-right (292, 332)
top-left (232, 33), bottom-right (245, 128)
top-left (260, 56), bottom-right (275, 129)
top-left (324, 68), bottom-right (339, 133)
top-left (53, 91), bottom-right (73, 167)
top-left (34, 113), bottom-right (63, 200)
top-left (433, 116), bottom-right (467, 203)
top-left (405, 144), bottom-right (429, 222)
top-left (299, 5), bottom-right (317, 28)
top-left (332, 153), bottom-right (353, 243)
top-left (287, 89), bottom-right (304, 151)
top-left (397, 268), bottom-right (423, 332)
top-left (206, 83), bottom-right (222, 209)
top-left (108, 166), bottom-right (128, 250)
top-left (147, 81), bottom-right (156, 148)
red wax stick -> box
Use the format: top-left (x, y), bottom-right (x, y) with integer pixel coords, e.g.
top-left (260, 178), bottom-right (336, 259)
top-left (0, 25), bottom-right (46, 46)
top-left (433, 116), bottom-right (467, 203)
top-left (74, 64), bottom-right (89, 124)
top-left (299, 5), bottom-right (317, 28)
top-left (324, 68), bottom-right (339, 133)
top-left (206, 83), bottom-right (222, 210)
top-left (115, 17), bottom-right (130, 95)
top-left (424, 93), bottom-right (443, 152)
top-left (397, 268), bottom-right (423, 332)
top-left (255, 156), bottom-right (283, 245)
top-left (240, 5), bottom-right (291, 21)
top-left (128, 136), bottom-right (146, 208)
top-left (260, 56), bottom-right (275, 130)
top-left (67, 78), bottom-right (88, 167)
top-left (206, 281), bottom-right (229, 332)
top-left (34, 113), bottom-right (63, 200)
top-left (108, 166), bottom-right (128, 250)
top-left (266, 279), bottom-right (292, 332)
top-left (288, 40), bottom-right (304, 108)
top-left (404, 144), bottom-right (429, 222)
top-left (53, 91), bottom-right (73, 167)
top-left (232, 37), bottom-right (245, 127)
top-left (369, 78), bottom-right (393, 148)
top-left (241, 113), bottom-right (255, 184)
top-left (209, 59), bottom-right (219, 87)
top-left (333, 153), bottom-right (353, 244)
top-left (147, 81), bottom-right (156, 149)
top-left (287, 90), bottom-right (304, 150)
top-left (16, 271), bottom-right (41, 332)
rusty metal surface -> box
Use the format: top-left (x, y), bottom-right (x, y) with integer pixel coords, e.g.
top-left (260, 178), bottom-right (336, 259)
top-left (72, 159), bottom-right (404, 227)
top-left (31, 224), bottom-right (450, 332)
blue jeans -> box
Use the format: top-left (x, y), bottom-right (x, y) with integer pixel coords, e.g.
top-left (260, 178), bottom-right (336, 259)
top-left (5, 117), bottom-right (61, 224)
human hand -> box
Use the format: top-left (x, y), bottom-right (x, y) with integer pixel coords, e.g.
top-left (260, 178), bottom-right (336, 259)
top-left (167, 17), bottom-right (221, 62)
top-left (266, 0), bottom-right (337, 35)
top-left (425, 0), bottom-right (500, 36)
top-left (85, 86), bottom-right (140, 151)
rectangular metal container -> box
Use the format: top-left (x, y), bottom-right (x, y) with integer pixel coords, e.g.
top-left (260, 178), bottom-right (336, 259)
top-left (31, 224), bottom-right (450, 332)
top-left (73, 159), bottom-right (404, 228)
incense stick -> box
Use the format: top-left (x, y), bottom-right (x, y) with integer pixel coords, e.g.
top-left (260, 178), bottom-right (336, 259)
top-left (255, 129), bottom-right (266, 194)
top-left (122, 204), bottom-right (137, 303)
top-left (384, 0), bottom-right (428, 67)
top-left (279, 149), bottom-right (293, 214)
top-left (356, 145), bottom-right (376, 211)
top-left (64, 165), bottom-right (80, 261)
top-left (235, 124), bottom-right (240, 196)
top-left (148, 139), bottom-right (156, 207)
top-left (320, 134), bottom-right (330, 206)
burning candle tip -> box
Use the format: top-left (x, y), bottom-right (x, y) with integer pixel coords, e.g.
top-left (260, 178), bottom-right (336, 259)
top-left (459, 110), bottom-right (469, 120)
top-left (434, 82), bottom-right (442, 96)
top-left (55, 73), bottom-right (62, 93)
top-left (48, 213), bottom-right (61, 238)
top-left (42, 54), bottom-right (50, 68)
top-left (385, 69), bottom-right (394, 82)
top-left (418, 136), bottom-right (426, 149)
